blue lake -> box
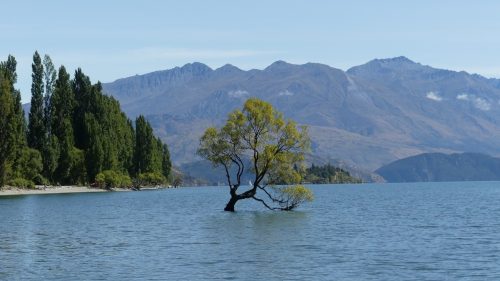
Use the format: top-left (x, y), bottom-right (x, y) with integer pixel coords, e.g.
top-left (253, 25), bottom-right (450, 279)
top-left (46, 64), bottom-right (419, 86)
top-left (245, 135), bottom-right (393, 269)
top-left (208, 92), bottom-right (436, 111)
top-left (1, 182), bottom-right (500, 280)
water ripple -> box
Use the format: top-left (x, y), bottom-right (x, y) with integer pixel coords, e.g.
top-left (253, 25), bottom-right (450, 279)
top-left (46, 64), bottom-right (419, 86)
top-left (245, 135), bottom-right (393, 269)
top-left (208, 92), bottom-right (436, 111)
top-left (1, 182), bottom-right (500, 280)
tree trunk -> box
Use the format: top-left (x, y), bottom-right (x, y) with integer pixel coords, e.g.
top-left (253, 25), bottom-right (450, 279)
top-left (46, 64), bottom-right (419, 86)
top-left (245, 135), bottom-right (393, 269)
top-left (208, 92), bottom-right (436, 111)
top-left (224, 196), bottom-right (239, 212)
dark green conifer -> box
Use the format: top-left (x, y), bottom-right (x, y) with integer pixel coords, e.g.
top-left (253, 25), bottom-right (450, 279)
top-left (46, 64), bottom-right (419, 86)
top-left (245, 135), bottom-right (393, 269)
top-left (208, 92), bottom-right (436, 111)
top-left (1, 55), bottom-right (28, 182)
top-left (134, 115), bottom-right (155, 174)
top-left (161, 142), bottom-right (172, 179)
top-left (0, 68), bottom-right (16, 186)
top-left (52, 66), bottom-right (78, 183)
top-left (28, 51), bottom-right (46, 151)
top-left (41, 55), bottom-right (58, 182)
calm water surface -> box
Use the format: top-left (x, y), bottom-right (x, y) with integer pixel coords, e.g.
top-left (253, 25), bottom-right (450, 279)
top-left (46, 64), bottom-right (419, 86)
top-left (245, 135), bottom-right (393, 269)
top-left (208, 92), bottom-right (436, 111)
top-left (1, 182), bottom-right (500, 280)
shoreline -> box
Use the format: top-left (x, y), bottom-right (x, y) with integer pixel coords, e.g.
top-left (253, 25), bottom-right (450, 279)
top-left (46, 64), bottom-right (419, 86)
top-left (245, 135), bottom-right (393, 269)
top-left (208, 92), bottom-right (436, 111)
top-left (0, 186), bottom-right (110, 196)
top-left (0, 185), bottom-right (172, 196)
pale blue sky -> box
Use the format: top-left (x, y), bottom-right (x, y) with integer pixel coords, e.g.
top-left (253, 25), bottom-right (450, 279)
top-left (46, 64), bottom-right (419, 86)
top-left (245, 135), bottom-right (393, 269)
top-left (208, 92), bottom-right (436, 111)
top-left (3, 0), bottom-right (500, 102)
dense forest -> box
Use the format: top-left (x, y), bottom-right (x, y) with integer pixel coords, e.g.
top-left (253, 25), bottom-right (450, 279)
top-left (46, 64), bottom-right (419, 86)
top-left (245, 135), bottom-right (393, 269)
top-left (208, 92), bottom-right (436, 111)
top-left (0, 52), bottom-right (171, 189)
top-left (303, 164), bottom-right (361, 184)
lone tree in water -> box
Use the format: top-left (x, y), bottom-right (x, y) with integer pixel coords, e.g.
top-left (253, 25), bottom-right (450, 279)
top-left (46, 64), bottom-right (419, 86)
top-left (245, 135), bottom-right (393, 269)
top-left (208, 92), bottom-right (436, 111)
top-left (198, 98), bottom-right (313, 212)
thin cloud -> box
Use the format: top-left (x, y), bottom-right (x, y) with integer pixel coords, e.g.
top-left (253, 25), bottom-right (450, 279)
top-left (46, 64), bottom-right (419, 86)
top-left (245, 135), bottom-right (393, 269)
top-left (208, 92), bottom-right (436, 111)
top-left (426, 91), bottom-right (442, 101)
top-left (473, 97), bottom-right (491, 111)
top-left (456, 93), bottom-right (491, 111)
top-left (278, 90), bottom-right (294, 96)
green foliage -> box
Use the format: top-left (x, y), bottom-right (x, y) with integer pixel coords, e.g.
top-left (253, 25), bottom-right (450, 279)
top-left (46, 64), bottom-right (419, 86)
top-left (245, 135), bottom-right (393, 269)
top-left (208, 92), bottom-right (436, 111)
top-left (28, 51), bottom-right (46, 152)
top-left (84, 113), bottom-right (104, 180)
top-left (161, 143), bottom-right (172, 179)
top-left (50, 66), bottom-right (78, 184)
top-left (137, 172), bottom-right (166, 186)
top-left (72, 68), bottom-right (93, 149)
top-left (43, 55), bottom-right (56, 136)
top-left (0, 55), bottom-right (27, 187)
top-left (304, 164), bottom-right (362, 184)
top-left (54, 119), bottom-right (76, 183)
top-left (32, 174), bottom-right (49, 186)
top-left (2, 56), bottom-right (28, 185)
top-left (1, 55), bottom-right (18, 84)
top-left (41, 55), bottom-right (58, 181)
top-left (134, 116), bottom-right (166, 176)
top-left (13, 147), bottom-right (44, 184)
top-left (68, 147), bottom-right (86, 185)
top-left (0, 53), bottom-right (170, 189)
top-left (273, 185), bottom-right (314, 210)
top-left (51, 66), bottom-right (74, 144)
top-left (74, 73), bottom-right (135, 181)
top-left (42, 135), bottom-right (60, 182)
top-left (0, 68), bottom-right (16, 186)
top-left (198, 98), bottom-right (312, 211)
top-left (134, 116), bottom-right (154, 174)
top-left (8, 178), bottom-right (35, 189)
top-left (95, 170), bottom-right (132, 189)
top-left (151, 137), bottom-right (163, 175)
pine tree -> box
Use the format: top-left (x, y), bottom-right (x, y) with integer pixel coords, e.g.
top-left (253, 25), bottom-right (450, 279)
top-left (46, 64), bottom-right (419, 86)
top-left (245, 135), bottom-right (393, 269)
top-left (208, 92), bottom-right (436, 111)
top-left (2, 53), bottom-right (171, 187)
top-left (84, 113), bottom-right (104, 181)
top-left (0, 68), bottom-right (16, 186)
top-left (42, 55), bottom-right (58, 182)
top-left (134, 115), bottom-right (155, 174)
top-left (72, 68), bottom-right (92, 149)
top-left (1, 55), bottom-right (28, 182)
top-left (28, 51), bottom-right (46, 152)
top-left (152, 137), bottom-right (163, 174)
top-left (43, 55), bottom-right (56, 135)
top-left (161, 142), bottom-right (172, 179)
top-left (51, 66), bottom-right (74, 140)
top-left (52, 66), bottom-right (78, 183)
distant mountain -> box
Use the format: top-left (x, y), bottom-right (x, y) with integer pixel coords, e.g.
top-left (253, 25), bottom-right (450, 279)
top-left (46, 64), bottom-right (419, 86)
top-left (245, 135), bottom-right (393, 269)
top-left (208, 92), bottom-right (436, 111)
top-left (376, 152), bottom-right (500, 182)
top-left (102, 57), bottom-right (500, 175)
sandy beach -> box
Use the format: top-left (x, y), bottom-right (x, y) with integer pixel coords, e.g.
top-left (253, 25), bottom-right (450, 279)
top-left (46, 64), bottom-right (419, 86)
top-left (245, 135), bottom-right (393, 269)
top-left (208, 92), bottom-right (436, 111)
top-left (0, 186), bottom-right (108, 196)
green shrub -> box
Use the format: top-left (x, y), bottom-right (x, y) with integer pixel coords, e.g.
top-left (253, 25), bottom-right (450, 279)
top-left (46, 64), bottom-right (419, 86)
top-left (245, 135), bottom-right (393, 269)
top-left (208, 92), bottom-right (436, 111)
top-left (32, 174), bottom-right (49, 185)
top-left (11, 148), bottom-right (44, 184)
top-left (273, 185), bottom-right (314, 211)
top-left (94, 170), bottom-right (132, 189)
top-left (8, 178), bottom-right (35, 189)
top-left (137, 172), bottom-right (166, 186)
top-left (95, 172), bottom-right (105, 187)
top-left (69, 147), bottom-right (86, 185)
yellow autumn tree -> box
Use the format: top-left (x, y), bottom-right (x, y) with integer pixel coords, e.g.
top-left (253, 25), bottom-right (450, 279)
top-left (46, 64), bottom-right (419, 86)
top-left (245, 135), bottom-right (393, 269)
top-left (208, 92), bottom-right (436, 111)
top-left (198, 98), bottom-right (312, 211)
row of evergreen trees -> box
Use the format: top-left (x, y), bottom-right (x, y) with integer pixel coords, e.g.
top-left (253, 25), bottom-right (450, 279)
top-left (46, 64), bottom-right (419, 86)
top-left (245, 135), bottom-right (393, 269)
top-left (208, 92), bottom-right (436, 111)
top-left (0, 52), bottom-right (171, 188)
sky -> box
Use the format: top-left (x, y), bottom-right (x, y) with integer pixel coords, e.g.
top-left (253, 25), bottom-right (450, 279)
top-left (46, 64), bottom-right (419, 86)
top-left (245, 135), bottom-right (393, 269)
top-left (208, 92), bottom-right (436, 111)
top-left (3, 0), bottom-right (500, 103)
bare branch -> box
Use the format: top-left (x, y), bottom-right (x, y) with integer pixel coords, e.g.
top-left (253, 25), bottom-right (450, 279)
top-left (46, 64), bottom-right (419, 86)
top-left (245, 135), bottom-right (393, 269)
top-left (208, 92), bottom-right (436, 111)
top-left (252, 196), bottom-right (279, 210)
top-left (257, 185), bottom-right (287, 204)
top-left (229, 156), bottom-right (242, 186)
top-left (234, 153), bottom-right (245, 185)
top-left (221, 161), bottom-right (234, 190)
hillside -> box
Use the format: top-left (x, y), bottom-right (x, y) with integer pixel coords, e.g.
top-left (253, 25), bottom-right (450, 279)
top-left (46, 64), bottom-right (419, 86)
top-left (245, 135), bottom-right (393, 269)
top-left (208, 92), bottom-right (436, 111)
top-left (376, 152), bottom-right (500, 182)
top-left (102, 57), bottom-right (500, 174)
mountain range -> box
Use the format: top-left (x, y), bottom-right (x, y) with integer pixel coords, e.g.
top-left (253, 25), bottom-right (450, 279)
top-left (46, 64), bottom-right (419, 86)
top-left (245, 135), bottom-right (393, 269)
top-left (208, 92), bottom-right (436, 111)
top-left (101, 56), bottom-right (500, 180)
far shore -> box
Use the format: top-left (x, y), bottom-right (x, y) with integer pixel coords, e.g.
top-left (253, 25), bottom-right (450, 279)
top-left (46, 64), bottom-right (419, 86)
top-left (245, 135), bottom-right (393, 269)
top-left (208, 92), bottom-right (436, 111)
top-left (0, 185), bottom-right (114, 196)
top-left (0, 185), bottom-right (174, 196)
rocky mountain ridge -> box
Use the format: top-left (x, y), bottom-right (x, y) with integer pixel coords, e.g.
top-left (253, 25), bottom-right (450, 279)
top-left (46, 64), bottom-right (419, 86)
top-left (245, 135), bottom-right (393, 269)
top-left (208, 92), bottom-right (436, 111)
top-left (102, 57), bottom-right (500, 176)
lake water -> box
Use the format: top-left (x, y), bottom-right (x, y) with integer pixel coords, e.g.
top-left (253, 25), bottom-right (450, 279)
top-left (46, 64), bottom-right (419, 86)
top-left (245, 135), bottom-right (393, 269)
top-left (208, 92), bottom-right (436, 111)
top-left (1, 182), bottom-right (500, 280)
